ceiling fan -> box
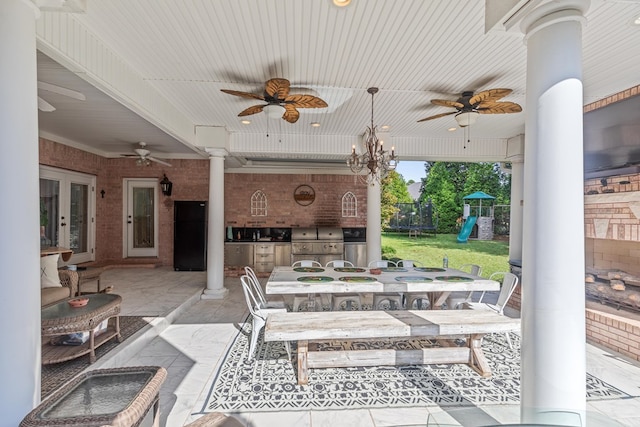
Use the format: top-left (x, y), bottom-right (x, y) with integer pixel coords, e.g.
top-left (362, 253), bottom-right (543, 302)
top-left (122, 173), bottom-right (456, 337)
top-left (221, 78), bottom-right (328, 123)
top-left (37, 81), bottom-right (86, 112)
top-left (121, 142), bottom-right (172, 167)
top-left (417, 88), bottom-right (522, 127)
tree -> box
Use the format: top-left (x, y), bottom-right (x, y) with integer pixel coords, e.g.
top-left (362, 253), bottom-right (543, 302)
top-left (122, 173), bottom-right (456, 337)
top-left (380, 171), bottom-right (412, 228)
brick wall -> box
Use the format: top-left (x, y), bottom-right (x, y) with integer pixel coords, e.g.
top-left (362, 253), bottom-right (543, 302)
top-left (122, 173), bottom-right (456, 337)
top-left (586, 308), bottom-right (640, 362)
top-left (224, 173), bottom-right (368, 228)
top-left (40, 139), bottom-right (368, 266)
top-left (39, 138), bottom-right (209, 266)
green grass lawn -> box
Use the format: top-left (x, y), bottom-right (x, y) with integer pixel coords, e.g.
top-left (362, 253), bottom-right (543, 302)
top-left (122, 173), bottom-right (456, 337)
top-left (381, 232), bottom-right (510, 278)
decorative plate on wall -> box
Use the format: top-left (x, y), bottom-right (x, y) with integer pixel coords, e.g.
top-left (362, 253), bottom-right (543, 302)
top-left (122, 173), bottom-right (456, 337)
top-left (294, 185), bottom-right (315, 206)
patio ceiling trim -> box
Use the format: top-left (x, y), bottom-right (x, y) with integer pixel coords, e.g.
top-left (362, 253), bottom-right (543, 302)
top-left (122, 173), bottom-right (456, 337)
top-left (34, 10), bottom-right (204, 156)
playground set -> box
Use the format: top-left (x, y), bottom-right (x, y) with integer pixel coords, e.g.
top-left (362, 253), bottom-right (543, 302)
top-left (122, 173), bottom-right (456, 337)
top-left (457, 191), bottom-right (495, 243)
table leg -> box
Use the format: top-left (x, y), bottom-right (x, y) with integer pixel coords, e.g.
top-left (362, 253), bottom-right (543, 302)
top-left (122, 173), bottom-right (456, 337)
top-left (89, 330), bottom-right (96, 363)
top-left (297, 340), bottom-right (309, 385)
top-left (431, 291), bottom-right (452, 309)
top-left (467, 334), bottom-right (491, 377)
top-left (115, 316), bottom-right (122, 342)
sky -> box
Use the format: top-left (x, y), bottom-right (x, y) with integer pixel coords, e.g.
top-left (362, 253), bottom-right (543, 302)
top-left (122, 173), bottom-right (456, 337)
top-left (395, 161), bottom-right (426, 183)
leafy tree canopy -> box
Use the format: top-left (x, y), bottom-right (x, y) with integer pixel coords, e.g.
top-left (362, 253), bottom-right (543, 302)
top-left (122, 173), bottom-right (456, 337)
top-left (381, 170), bottom-right (412, 228)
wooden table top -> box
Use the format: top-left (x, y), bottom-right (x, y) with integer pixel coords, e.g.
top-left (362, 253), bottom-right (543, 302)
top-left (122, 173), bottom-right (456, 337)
top-left (40, 246), bottom-right (73, 262)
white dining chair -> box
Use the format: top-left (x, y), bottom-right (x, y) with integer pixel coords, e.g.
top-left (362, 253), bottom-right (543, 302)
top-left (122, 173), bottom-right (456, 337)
top-left (369, 260), bottom-right (404, 310)
top-left (398, 259), bottom-right (429, 309)
top-left (325, 260), bottom-right (354, 268)
top-left (291, 260), bottom-right (324, 311)
top-left (240, 275), bottom-right (290, 359)
top-left (244, 266), bottom-right (285, 309)
top-left (292, 260), bottom-right (322, 268)
top-left (325, 260), bottom-right (361, 310)
top-left (445, 264), bottom-right (483, 310)
top-left (463, 271), bottom-right (519, 348)
top-left (368, 260), bottom-right (397, 268)
top-left (397, 259), bottom-right (423, 268)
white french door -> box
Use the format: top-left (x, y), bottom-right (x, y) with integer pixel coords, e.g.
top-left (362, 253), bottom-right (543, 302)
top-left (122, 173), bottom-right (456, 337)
top-left (39, 166), bottom-right (96, 264)
top-left (124, 179), bottom-right (159, 258)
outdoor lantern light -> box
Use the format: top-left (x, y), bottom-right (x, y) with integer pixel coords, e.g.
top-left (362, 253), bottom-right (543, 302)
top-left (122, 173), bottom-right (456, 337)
top-left (160, 174), bottom-right (173, 196)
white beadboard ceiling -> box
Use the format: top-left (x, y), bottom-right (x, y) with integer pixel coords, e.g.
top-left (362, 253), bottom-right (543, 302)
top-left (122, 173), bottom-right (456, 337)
top-left (34, 0), bottom-right (640, 170)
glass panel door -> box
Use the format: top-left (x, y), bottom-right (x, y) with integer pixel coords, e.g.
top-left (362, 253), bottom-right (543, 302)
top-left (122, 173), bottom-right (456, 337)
top-left (39, 166), bottom-right (95, 264)
top-left (125, 179), bottom-right (158, 257)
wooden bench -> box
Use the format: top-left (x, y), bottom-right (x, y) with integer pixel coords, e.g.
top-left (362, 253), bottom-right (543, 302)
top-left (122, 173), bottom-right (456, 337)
top-left (264, 309), bottom-right (520, 385)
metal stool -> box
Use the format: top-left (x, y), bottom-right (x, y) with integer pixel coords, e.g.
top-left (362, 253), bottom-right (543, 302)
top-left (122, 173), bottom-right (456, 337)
top-left (331, 294), bottom-right (362, 311)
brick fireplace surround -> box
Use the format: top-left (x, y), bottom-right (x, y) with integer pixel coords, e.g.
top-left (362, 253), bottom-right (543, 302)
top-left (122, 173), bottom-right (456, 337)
top-left (509, 85), bottom-right (640, 362)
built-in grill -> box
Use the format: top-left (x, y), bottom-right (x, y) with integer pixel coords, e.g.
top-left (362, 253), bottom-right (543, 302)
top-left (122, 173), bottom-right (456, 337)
top-left (291, 227), bottom-right (344, 266)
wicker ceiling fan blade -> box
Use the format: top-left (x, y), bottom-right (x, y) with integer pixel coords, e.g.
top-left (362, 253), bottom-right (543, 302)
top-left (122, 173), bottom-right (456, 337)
top-left (220, 89), bottom-right (265, 101)
top-left (265, 78), bottom-right (290, 99)
top-left (283, 104), bottom-right (300, 123)
top-left (469, 88), bottom-right (512, 106)
top-left (417, 111), bottom-right (457, 122)
top-left (477, 101), bottom-right (522, 114)
top-left (431, 99), bottom-right (464, 109)
top-left (285, 94), bottom-right (328, 109)
top-left (238, 104), bottom-right (265, 116)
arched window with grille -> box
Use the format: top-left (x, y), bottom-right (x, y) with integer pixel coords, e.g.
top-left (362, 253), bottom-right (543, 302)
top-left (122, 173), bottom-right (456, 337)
top-left (251, 190), bottom-right (267, 216)
top-left (342, 192), bottom-right (357, 217)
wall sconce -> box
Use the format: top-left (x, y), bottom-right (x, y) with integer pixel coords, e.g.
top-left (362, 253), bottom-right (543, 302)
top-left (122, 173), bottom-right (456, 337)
top-left (160, 174), bottom-right (173, 196)
top-left (600, 178), bottom-right (608, 187)
top-left (100, 189), bottom-right (105, 198)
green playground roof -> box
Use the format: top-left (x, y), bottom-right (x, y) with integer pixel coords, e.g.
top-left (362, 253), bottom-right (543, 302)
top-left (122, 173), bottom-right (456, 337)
top-left (463, 191), bottom-right (495, 200)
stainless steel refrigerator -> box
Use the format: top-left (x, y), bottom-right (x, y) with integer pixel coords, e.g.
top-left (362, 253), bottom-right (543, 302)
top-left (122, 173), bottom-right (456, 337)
top-left (173, 201), bottom-right (207, 271)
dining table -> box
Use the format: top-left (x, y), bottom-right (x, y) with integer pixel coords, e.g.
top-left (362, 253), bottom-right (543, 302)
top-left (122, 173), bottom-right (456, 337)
top-left (265, 265), bottom-right (500, 309)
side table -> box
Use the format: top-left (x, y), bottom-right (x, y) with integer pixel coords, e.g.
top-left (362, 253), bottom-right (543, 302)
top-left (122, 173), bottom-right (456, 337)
top-left (21, 366), bottom-right (167, 427)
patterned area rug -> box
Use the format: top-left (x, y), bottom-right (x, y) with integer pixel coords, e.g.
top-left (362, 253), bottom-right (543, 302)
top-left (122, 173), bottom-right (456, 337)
top-left (202, 323), bottom-right (628, 412)
top-left (41, 316), bottom-right (152, 399)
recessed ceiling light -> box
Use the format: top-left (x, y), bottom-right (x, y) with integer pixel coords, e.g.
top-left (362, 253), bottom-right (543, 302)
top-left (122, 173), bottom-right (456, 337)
top-left (311, 122), bottom-right (321, 127)
top-left (333, 0), bottom-right (351, 7)
top-left (635, 15), bottom-right (640, 25)
top-left (241, 120), bottom-right (251, 125)
top-left (381, 125), bottom-right (390, 130)
top-left (448, 127), bottom-right (457, 132)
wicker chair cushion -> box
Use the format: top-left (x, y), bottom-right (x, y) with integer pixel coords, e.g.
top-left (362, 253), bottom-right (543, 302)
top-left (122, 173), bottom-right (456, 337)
top-left (41, 254), bottom-right (62, 288)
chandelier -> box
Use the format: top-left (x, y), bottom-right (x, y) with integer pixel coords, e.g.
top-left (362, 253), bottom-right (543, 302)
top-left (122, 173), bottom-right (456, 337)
top-left (347, 87), bottom-right (397, 185)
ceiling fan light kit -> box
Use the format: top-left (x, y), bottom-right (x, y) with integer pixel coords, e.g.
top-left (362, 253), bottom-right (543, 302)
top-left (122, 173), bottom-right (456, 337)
top-left (455, 111), bottom-right (479, 127)
top-left (347, 87), bottom-right (397, 185)
top-left (263, 104), bottom-right (286, 119)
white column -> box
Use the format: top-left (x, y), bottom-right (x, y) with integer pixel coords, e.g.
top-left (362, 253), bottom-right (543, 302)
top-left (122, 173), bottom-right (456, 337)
top-left (366, 181), bottom-right (382, 264)
top-left (508, 159), bottom-right (524, 263)
top-left (520, 3), bottom-right (589, 424)
top-left (0, 0), bottom-right (41, 424)
top-left (202, 148), bottom-right (228, 299)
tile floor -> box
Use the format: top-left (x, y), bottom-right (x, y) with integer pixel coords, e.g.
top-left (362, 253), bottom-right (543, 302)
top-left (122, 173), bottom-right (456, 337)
top-left (80, 267), bottom-right (640, 427)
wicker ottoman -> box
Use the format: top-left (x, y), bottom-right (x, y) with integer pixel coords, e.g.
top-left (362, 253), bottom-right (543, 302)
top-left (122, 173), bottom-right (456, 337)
top-left (21, 366), bottom-right (166, 427)
top-left (77, 267), bottom-right (105, 294)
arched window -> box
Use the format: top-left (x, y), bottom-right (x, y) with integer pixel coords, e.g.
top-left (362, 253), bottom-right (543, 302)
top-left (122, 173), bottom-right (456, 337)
top-left (251, 190), bottom-right (267, 216)
top-left (342, 192), bottom-right (357, 217)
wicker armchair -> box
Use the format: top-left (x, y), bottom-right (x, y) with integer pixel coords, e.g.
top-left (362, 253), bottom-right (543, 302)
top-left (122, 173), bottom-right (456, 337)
top-left (41, 269), bottom-right (79, 307)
